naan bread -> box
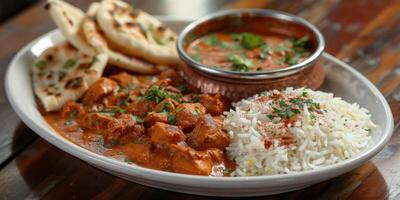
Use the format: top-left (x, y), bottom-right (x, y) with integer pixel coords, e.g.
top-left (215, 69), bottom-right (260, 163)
top-left (32, 42), bottom-right (108, 111)
top-left (86, 1), bottom-right (100, 17)
top-left (45, 0), bottom-right (95, 56)
top-left (82, 11), bottom-right (159, 74)
top-left (96, 0), bottom-right (179, 65)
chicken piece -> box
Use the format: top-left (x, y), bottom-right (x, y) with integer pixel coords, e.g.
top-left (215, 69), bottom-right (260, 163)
top-left (102, 114), bottom-right (132, 143)
top-left (103, 92), bottom-right (130, 107)
top-left (104, 114), bottom-right (145, 144)
top-left (189, 114), bottom-right (229, 151)
top-left (149, 122), bottom-right (185, 145)
top-left (206, 148), bottom-right (225, 163)
top-left (158, 69), bottom-right (185, 86)
top-left (181, 94), bottom-right (200, 103)
top-left (170, 145), bottom-right (213, 175)
top-left (174, 103), bottom-right (206, 130)
top-left (123, 143), bottom-right (152, 164)
top-left (109, 72), bottom-right (140, 88)
top-left (212, 115), bottom-right (223, 127)
top-left (79, 113), bottom-right (143, 144)
top-left (152, 78), bottom-right (171, 88)
top-left (82, 78), bottom-right (118, 105)
top-left (118, 120), bottom-right (145, 144)
top-left (79, 113), bottom-right (113, 130)
top-left (150, 78), bottom-right (181, 94)
top-left (143, 112), bottom-right (168, 127)
top-left (150, 148), bottom-right (172, 170)
top-left (128, 100), bottom-right (157, 117)
top-left (60, 101), bottom-right (85, 120)
top-left (153, 98), bottom-right (179, 113)
top-left (199, 93), bottom-right (229, 116)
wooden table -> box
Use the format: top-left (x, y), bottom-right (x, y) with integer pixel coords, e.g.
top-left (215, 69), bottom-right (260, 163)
top-left (1, 0), bottom-right (400, 199)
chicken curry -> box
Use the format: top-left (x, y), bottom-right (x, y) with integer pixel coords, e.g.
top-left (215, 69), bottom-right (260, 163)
top-left (44, 69), bottom-right (235, 176)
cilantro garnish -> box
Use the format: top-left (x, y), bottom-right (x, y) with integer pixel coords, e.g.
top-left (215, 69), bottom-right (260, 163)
top-left (230, 33), bottom-right (242, 41)
top-left (118, 94), bottom-right (131, 107)
top-left (273, 100), bottom-right (301, 119)
top-left (277, 54), bottom-right (301, 65)
top-left (190, 53), bottom-right (202, 62)
top-left (291, 35), bottom-right (310, 55)
top-left (111, 139), bottom-right (119, 145)
top-left (231, 32), bottom-right (263, 49)
top-left (132, 115), bottom-right (144, 123)
top-left (267, 94), bottom-right (321, 120)
top-left (160, 102), bottom-right (172, 113)
top-left (275, 35), bottom-right (310, 66)
top-left (167, 114), bottom-right (177, 125)
top-left (176, 84), bottom-right (190, 94)
top-left (259, 43), bottom-right (271, 60)
top-left (144, 86), bottom-right (170, 103)
top-left (240, 33), bottom-right (263, 49)
top-left (143, 86), bottom-right (182, 104)
top-left (63, 59), bottom-right (77, 69)
top-left (204, 34), bottom-right (221, 46)
top-left (289, 97), bottom-right (320, 110)
top-left (91, 56), bottom-right (99, 65)
top-left (64, 110), bottom-right (78, 125)
top-left (124, 157), bottom-right (133, 164)
top-left (275, 42), bottom-right (289, 53)
top-left (35, 60), bottom-right (47, 71)
top-left (228, 54), bottom-right (252, 72)
top-left (58, 71), bottom-right (66, 81)
top-left (95, 137), bottom-right (104, 146)
top-left (99, 108), bottom-right (127, 116)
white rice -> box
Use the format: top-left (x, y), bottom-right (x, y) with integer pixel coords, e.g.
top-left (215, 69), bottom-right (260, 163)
top-left (224, 88), bottom-right (376, 176)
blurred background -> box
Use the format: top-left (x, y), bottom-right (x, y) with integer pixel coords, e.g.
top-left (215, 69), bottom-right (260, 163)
top-left (0, 0), bottom-right (38, 23)
top-left (0, 0), bottom-right (244, 23)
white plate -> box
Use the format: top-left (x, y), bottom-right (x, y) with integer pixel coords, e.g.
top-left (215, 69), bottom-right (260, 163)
top-left (5, 18), bottom-right (394, 197)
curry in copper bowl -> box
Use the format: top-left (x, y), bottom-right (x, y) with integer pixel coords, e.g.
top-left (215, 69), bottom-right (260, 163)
top-left (177, 9), bottom-right (325, 81)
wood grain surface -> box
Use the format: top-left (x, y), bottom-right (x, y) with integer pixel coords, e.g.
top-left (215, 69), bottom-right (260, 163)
top-left (1, 0), bottom-right (400, 199)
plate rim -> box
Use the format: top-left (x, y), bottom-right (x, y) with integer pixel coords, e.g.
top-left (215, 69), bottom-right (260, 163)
top-left (4, 25), bottom-right (394, 185)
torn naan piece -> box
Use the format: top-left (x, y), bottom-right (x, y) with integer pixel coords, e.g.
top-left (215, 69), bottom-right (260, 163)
top-left (82, 13), bottom-right (160, 74)
top-left (32, 42), bottom-right (108, 111)
top-left (45, 0), bottom-right (95, 56)
top-left (96, 0), bottom-right (179, 65)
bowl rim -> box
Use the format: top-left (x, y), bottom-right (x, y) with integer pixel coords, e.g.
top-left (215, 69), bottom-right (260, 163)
top-left (177, 9), bottom-right (326, 80)
top-left (5, 28), bottom-right (393, 184)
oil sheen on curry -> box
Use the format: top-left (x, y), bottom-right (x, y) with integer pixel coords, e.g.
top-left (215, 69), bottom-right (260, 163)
top-left (186, 31), bottom-right (312, 72)
top-left (44, 69), bottom-right (235, 176)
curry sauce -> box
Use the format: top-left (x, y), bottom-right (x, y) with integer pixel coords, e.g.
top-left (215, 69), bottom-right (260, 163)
top-left (44, 69), bottom-right (235, 176)
top-left (186, 31), bottom-right (312, 72)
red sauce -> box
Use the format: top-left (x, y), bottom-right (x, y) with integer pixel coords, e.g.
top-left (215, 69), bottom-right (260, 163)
top-left (186, 31), bottom-right (312, 72)
top-left (43, 70), bottom-right (235, 176)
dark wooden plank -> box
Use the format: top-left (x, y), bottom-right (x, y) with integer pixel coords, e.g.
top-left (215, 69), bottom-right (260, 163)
top-left (319, 0), bottom-right (393, 55)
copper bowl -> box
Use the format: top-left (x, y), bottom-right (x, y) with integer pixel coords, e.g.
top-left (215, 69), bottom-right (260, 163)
top-left (176, 9), bottom-right (325, 100)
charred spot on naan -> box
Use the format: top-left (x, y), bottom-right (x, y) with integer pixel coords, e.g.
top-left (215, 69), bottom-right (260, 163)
top-left (65, 77), bottom-right (83, 89)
